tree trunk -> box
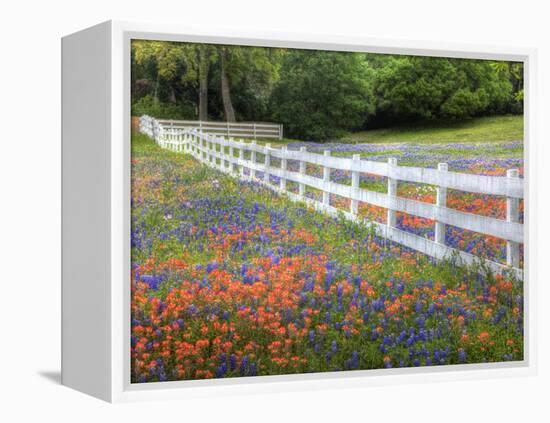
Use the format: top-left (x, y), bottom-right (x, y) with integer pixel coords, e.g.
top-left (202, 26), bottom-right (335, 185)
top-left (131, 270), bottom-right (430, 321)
top-left (198, 47), bottom-right (209, 121)
top-left (153, 74), bottom-right (160, 104)
top-left (220, 48), bottom-right (236, 122)
top-left (169, 86), bottom-right (177, 104)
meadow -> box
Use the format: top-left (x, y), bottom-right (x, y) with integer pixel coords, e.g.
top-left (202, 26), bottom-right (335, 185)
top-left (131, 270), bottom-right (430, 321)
top-left (130, 132), bottom-right (524, 383)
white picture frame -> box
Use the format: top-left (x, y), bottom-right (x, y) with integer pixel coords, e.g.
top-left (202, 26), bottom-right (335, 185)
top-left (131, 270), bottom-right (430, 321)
top-left (61, 20), bottom-right (538, 403)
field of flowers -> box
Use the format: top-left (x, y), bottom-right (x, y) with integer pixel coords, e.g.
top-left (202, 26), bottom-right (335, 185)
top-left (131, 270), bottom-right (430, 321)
top-left (264, 139), bottom-right (524, 266)
top-left (131, 133), bottom-right (523, 383)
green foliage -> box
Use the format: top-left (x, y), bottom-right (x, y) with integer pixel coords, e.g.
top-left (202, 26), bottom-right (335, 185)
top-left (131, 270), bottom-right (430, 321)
top-left (205, 46), bottom-right (284, 121)
top-left (131, 94), bottom-right (195, 120)
top-left (270, 50), bottom-right (375, 140)
top-left (131, 40), bottom-right (524, 141)
top-left (373, 56), bottom-right (515, 122)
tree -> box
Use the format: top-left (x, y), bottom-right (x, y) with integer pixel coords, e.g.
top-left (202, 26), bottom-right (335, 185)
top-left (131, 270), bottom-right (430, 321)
top-left (373, 56), bottom-right (513, 121)
top-left (220, 47), bottom-right (236, 122)
top-left (131, 40), bottom-right (522, 131)
top-left (132, 40), bottom-right (198, 119)
top-left (270, 50), bottom-right (375, 140)
top-left (215, 46), bottom-right (283, 122)
top-left (491, 61), bottom-right (524, 114)
top-left (197, 46), bottom-right (211, 120)
top-left (132, 40), bottom-right (216, 120)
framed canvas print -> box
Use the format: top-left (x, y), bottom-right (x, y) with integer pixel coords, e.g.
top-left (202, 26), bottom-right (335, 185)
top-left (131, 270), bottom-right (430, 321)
top-left (61, 21), bottom-right (537, 402)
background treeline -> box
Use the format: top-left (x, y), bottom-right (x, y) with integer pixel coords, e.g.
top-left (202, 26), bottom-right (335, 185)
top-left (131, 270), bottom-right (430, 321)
top-left (131, 40), bottom-right (523, 141)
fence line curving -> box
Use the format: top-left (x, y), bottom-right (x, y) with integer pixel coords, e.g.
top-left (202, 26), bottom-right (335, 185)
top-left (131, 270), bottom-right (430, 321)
top-left (151, 118), bottom-right (283, 140)
top-left (139, 115), bottom-right (524, 280)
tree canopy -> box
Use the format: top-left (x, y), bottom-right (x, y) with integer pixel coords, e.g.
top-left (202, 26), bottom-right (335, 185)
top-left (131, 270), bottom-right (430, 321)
top-left (131, 40), bottom-right (523, 141)
top-left (372, 55), bottom-right (515, 123)
top-left (270, 50), bottom-right (375, 140)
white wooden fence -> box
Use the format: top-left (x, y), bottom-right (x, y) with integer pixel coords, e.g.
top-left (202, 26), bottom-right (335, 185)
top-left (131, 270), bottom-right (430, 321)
top-left (139, 115), bottom-right (524, 279)
top-left (147, 117), bottom-right (283, 140)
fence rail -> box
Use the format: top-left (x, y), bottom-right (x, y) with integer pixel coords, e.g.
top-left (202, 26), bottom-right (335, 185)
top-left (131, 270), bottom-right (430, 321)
top-left (155, 118), bottom-right (283, 140)
top-left (139, 115), bottom-right (524, 279)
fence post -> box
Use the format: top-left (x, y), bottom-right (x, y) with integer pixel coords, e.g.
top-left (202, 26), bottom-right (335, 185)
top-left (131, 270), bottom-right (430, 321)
top-left (217, 136), bottom-right (223, 170)
top-left (210, 134), bottom-right (214, 165)
top-left (322, 150), bottom-right (331, 207)
top-left (227, 122), bottom-right (230, 138)
top-left (195, 132), bottom-right (199, 157)
top-left (206, 134), bottom-right (211, 164)
top-left (387, 157), bottom-right (397, 228)
top-left (169, 126), bottom-right (173, 150)
top-left (280, 146), bottom-right (287, 192)
top-left (250, 141), bottom-right (257, 179)
top-left (299, 146), bottom-right (306, 198)
top-left (220, 136), bottom-right (224, 170)
top-left (210, 137), bottom-right (214, 165)
top-left (253, 123), bottom-right (257, 140)
top-left (239, 140), bottom-right (245, 178)
top-left (435, 163), bottom-right (448, 244)
top-left (264, 143), bottom-right (271, 184)
top-left (197, 132), bottom-right (200, 157)
top-left (197, 132), bottom-right (201, 158)
top-left (506, 169), bottom-right (520, 268)
top-left (210, 136), bottom-right (216, 166)
top-left (157, 124), bottom-right (161, 146)
top-left (224, 137), bottom-right (230, 172)
top-left (229, 138), bottom-right (234, 174)
top-left (350, 154), bottom-right (360, 215)
top-left (203, 132), bottom-right (209, 162)
top-left (196, 133), bottom-right (200, 157)
top-left (220, 136), bottom-right (226, 171)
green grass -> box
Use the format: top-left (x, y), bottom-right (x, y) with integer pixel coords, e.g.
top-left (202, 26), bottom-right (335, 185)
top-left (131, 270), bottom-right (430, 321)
top-left (342, 115), bottom-right (523, 144)
top-left (250, 115), bottom-right (523, 146)
top-left (217, 115), bottom-right (524, 147)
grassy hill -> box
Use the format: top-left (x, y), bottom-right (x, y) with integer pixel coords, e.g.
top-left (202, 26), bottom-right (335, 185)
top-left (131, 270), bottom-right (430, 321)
top-left (342, 115), bottom-right (523, 144)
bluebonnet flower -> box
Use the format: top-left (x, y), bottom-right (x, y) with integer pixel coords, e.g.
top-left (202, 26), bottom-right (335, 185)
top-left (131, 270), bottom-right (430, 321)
top-left (216, 363), bottom-right (227, 378)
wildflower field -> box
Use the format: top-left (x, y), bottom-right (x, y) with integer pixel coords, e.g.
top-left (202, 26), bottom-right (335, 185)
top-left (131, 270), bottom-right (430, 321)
top-left (131, 133), bottom-right (524, 383)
